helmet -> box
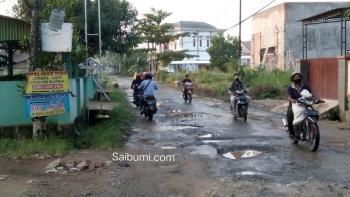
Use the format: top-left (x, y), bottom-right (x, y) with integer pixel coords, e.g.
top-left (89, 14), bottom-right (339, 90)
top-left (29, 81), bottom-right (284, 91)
top-left (234, 73), bottom-right (240, 80)
top-left (290, 71), bottom-right (303, 81)
top-left (145, 72), bottom-right (153, 80)
top-left (185, 73), bottom-right (190, 78)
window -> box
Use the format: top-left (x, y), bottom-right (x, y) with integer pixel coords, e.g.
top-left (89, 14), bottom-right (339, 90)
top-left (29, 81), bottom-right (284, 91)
top-left (207, 36), bottom-right (210, 47)
top-left (174, 41), bottom-right (177, 50)
top-left (193, 36), bottom-right (196, 47)
top-left (199, 36), bottom-right (202, 47)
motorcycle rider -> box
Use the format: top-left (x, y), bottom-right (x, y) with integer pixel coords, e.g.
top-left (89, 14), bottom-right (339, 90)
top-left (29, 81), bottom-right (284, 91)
top-left (139, 72), bottom-right (158, 114)
top-left (229, 73), bottom-right (246, 115)
top-left (130, 73), bottom-right (143, 104)
top-left (182, 73), bottom-right (192, 100)
top-left (287, 72), bottom-right (323, 138)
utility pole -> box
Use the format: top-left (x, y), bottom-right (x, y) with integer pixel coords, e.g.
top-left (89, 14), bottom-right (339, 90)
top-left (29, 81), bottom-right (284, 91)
top-left (29, 0), bottom-right (40, 71)
top-left (97, 0), bottom-right (102, 83)
top-left (238, 0), bottom-right (242, 63)
top-left (84, 0), bottom-right (88, 58)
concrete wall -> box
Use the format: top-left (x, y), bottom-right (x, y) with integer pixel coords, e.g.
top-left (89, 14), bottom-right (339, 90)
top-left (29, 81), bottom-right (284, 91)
top-left (252, 4), bottom-right (285, 69)
top-left (284, 2), bottom-right (349, 64)
top-left (252, 2), bottom-right (348, 70)
top-left (0, 77), bottom-right (96, 126)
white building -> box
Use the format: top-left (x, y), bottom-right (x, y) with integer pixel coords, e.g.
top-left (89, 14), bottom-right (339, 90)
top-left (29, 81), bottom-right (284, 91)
top-left (164, 21), bottom-right (224, 72)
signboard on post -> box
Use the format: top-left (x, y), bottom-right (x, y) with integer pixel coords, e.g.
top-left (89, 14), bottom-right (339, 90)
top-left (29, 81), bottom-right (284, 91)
top-left (24, 93), bottom-right (70, 118)
top-left (41, 23), bottom-right (73, 52)
top-left (25, 71), bottom-right (69, 94)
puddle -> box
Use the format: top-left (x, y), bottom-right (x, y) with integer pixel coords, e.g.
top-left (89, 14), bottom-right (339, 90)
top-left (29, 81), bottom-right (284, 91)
top-left (161, 146), bottom-right (177, 150)
top-left (138, 138), bottom-right (154, 145)
top-left (154, 125), bottom-right (200, 132)
top-left (202, 140), bottom-right (232, 144)
top-left (168, 111), bottom-right (201, 119)
top-left (236, 171), bottom-right (263, 176)
top-left (222, 150), bottom-right (263, 160)
top-left (198, 133), bottom-right (212, 138)
top-left (190, 145), bottom-right (217, 159)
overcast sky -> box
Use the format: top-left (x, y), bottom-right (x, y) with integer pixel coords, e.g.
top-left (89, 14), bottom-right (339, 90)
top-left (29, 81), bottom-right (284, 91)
top-left (1, 0), bottom-right (349, 40)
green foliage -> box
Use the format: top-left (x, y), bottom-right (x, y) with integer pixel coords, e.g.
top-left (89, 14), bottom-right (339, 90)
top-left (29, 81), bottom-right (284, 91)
top-left (138, 8), bottom-right (172, 48)
top-left (13, 0), bottom-right (140, 68)
top-left (76, 89), bottom-right (133, 149)
top-left (87, 0), bottom-right (139, 53)
top-left (158, 67), bottom-right (291, 99)
top-left (157, 50), bottom-right (196, 66)
top-left (0, 138), bottom-right (73, 158)
top-left (101, 51), bottom-right (148, 74)
top-left (207, 35), bottom-right (240, 71)
top-left (137, 8), bottom-right (192, 65)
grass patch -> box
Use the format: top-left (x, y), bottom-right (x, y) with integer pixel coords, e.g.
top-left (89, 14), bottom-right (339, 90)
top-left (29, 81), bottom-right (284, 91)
top-left (75, 89), bottom-right (133, 149)
top-left (0, 138), bottom-right (73, 159)
top-left (157, 67), bottom-right (291, 99)
top-left (0, 88), bottom-right (133, 158)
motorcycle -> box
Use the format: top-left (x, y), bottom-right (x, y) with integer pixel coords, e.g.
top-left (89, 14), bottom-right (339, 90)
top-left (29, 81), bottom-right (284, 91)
top-left (183, 82), bottom-right (193, 104)
top-left (230, 89), bottom-right (249, 122)
top-left (284, 90), bottom-right (321, 152)
top-left (143, 96), bottom-right (157, 121)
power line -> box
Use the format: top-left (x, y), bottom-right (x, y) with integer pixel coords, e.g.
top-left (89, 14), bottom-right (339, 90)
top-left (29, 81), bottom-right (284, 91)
top-left (209, 0), bottom-right (236, 24)
top-left (225, 0), bottom-right (277, 31)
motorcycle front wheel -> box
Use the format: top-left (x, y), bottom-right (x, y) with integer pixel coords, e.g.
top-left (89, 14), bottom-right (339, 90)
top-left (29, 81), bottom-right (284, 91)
top-left (188, 94), bottom-right (192, 104)
top-left (243, 107), bottom-right (247, 122)
top-left (148, 112), bottom-right (153, 121)
top-left (307, 123), bottom-right (320, 151)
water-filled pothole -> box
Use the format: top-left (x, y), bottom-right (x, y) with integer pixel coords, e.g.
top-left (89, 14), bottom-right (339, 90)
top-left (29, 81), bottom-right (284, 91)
top-left (198, 133), bottom-right (212, 138)
top-left (222, 150), bottom-right (263, 160)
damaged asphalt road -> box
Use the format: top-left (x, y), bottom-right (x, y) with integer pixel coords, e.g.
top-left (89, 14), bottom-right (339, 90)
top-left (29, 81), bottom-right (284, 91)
top-left (1, 76), bottom-right (350, 197)
top-left (114, 77), bottom-right (350, 197)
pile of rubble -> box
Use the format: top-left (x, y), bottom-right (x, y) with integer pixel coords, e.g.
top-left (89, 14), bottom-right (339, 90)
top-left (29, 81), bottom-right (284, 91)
top-left (43, 159), bottom-right (113, 174)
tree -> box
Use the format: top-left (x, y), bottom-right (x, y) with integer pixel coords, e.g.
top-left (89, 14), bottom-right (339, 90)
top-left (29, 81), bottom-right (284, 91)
top-left (157, 50), bottom-right (195, 66)
top-left (207, 35), bottom-right (240, 70)
top-left (13, 0), bottom-right (140, 67)
top-left (137, 8), bottom-right (192, 68)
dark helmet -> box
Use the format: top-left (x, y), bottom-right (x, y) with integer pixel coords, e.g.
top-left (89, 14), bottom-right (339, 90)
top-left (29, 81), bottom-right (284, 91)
top-left (234, 73), bottom-right (240, 80)
top-left (136, 73), bottom-right (142, 80)
top-left (185, 73), bottom-right (190, 78)
top-left (145, 72), bottom-right (153, 80)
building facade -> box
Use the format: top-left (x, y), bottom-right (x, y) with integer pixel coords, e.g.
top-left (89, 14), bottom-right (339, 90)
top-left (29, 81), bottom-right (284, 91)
top-left (251, 2), bottom-right (348, 70)
top-left (165, 21), bottom-right (223, 72)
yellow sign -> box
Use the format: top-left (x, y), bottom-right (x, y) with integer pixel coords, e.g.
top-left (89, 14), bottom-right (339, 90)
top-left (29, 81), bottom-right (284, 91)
top-left (25, 71), bottom-right (69, 94)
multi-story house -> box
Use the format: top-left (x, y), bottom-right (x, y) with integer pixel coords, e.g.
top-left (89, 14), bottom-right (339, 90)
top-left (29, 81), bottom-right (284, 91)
top-left (164, 21), bottom-right (224, 72)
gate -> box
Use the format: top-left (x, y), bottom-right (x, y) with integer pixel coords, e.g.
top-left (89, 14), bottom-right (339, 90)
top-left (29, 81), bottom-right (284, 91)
top-left (308, 58), bottom-right (338, 100)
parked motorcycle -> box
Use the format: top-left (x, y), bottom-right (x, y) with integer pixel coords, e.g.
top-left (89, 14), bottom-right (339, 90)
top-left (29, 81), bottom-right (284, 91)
top-left (284, 90), bottom-right (321, 152)
top-left (143, 96), bottom-right (157, 121)
top-left (230, 89), bottom-right (249, 122)
top-left (183, 82), bottom-right (193, 104)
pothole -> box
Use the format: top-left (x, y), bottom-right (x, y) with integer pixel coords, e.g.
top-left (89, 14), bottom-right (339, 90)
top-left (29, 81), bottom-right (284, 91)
top-left (202, 139), bottom-right (232, 144)
top-left (222, 150), bottom-right (264, 160)
top-left (161, 146), bottom-right (177, 150)
top-left (198, 133), bottom-right (213, 138)
top-left (236, 171), bottom-right (263, 176)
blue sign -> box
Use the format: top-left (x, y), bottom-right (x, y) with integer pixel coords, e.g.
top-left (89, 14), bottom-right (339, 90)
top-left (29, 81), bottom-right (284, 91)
top-left (24, 93), bottom-right (70, 118)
